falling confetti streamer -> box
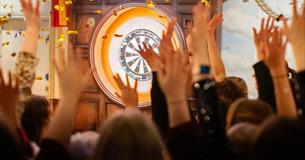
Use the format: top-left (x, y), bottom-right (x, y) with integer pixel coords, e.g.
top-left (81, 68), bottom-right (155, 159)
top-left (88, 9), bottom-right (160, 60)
top-left (146, 0), bottom-right (155, 8)
top-left (2, 41), bottom-right (10, 47)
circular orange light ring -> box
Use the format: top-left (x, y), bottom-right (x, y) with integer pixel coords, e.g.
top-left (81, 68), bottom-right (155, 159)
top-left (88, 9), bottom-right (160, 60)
top-left (90, 3), bottom-right (186, 107)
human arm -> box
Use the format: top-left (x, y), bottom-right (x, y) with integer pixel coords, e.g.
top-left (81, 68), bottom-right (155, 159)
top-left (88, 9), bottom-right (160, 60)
top-left (0, 70), bottom-right (20, 135)
top-left (158, 19), bottom-right (191, 128)
top-left (283, 0), bottom-right (305, 72)
top-left (206, 14), bottom-right (226, 82)
top-left (188, 3), bottom-right (211, 82)
top-left (252, 16), bottom-right (277, 111)
top-left (20, 0), bottom-right (41, 57)
top-left (45, 48), bottom-right (91, 147)
top-left (264, 29), bottom-right (297, 117)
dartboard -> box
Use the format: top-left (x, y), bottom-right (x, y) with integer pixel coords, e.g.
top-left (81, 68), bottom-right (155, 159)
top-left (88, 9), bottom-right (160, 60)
top-left (120, 29), bottom-right (160, 81)
top-left (90, 3), bottom-right (185, 107)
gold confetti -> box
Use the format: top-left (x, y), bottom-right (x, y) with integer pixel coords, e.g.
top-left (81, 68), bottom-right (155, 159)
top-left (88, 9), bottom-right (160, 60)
top-left (67, 30), bottom-right (79, 35)
top-left (2, 41), bottom-right (9, 47)
top-left (35, 76), bottom-right (43, 80)
top-left (57, 34), bottom-right (66, 42)
top-left (64, 0), bottom-right (73, 5)
top-left (164, 0), bottom-right (171, 3)
top-left (11, 52), bottom-right (16, 57)
top-left (113, 10), bottom-right (117, 16)
top-left (114, 34), bottom-right (123, 38)
top-left (0, 16), bottom-right (9, 26)
top-left (94, 10), bottom-right (102, 14)
top-left (146, 0), bottom-right (155, 8)
top-left (54, 5), bottom-right (65, 11)
top-left (201, 0), bottom-right (210, 6)
top-left (3, 4), bottom-right (8, 9)
top-left (102, 35), bottom-right (107, 39)
top-left (158, 15), bottom-right (166, 19)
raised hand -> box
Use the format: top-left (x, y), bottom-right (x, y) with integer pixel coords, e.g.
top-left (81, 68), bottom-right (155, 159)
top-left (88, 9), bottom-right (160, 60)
top-left (20, 0), bottom-right (41, 31)
top-left (0, 70), bottom-right (20, 132)
top-left (114, 74), bottom-right (138, 108)
top-left (264, 29), bottom-right (288, 77)
top-left (207, 14), bottom-right (223, 35)
top-left (283, 0), bottom-right (305, 71)
top-left (159, 18), bottom-right (177, 61)
top-left (207, 14), bottom-right (226, 82)
top-left (57, 46), bottom-right (91, 98)
top-left (264, 29), bottom-right (297, 118)
top-left (188, 3), bottom-right (211, 81)
top-left (138, 43), bottom-right (164, 72)
top-left (20, 0), bottom-right (41, 56)
top-left (253, 16), bottom-right (275, 61)
top-left (157, 50), bottom-right (190, 104)
top-left (47, 47), bottom-right (91, 146)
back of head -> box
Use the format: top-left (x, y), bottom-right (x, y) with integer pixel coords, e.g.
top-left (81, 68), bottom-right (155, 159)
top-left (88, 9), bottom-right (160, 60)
top-left (227, 123), bottom-right (257, 155)
top-left (253, 116), bottom-right (305, 160)
top-left (217, 77), bottom-right (248, 107)
top-left (21, 95), bottom-right (50, 143)
top-left (93, 109), bottom-right (163, 160)
top-left (0, 120), bottom-right (22, 160)
top-left (226, 98), bottom-right (273, 130)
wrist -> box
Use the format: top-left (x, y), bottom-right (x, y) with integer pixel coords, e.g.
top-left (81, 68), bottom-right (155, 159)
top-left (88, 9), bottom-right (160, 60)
top-left (270, 66), bottom-right (287, 77)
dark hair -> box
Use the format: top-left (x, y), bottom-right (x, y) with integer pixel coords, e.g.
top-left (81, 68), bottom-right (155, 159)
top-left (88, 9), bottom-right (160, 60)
top-left (93, 110), bottom-right (163, 160)
top-left (21, 95), bottom-right (50, 143)
top-left (216, 77), bottom-right (248, 107)
top-left (253, 116), bottom-right (305, 160)
top-left (226, 98), bottom-right (273, 130)
top-left (0, 120), bottom-right (22, 160)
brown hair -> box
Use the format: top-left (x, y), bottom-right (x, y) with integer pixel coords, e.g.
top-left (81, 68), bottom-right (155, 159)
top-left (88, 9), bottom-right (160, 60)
top-left (93, 109), bottom-right (163, 160)
top-left (226, 98), bottom-right (273, 131)
top-left (217, 77), bottom-right (248, 107)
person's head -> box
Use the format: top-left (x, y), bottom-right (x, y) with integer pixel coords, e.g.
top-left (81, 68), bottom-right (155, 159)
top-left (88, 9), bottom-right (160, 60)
top-left (93, 109), bottom-right (163, 160)
top-left (0, 120), bottom-right (22, 160)
top-left (226, 98), bottom-right (273, 131)
top-left (227, 123), bottom-right (257, 155)
top-left (253, 116), bottom-right (305, 160)
top-left (21, 95), bottom-right (50, 143)
top-left (216, 77), bottom-right (248, 107)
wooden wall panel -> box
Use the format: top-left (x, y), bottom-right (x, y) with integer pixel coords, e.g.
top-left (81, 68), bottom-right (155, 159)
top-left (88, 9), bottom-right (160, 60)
top-left (75, 13), bottom-right (100, 46)
top-left (74, 99), bottom-right (100, 131)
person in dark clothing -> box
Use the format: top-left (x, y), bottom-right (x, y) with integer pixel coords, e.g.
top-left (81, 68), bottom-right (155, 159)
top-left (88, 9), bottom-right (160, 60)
top-left (21, 95), bottom-right (50, 143)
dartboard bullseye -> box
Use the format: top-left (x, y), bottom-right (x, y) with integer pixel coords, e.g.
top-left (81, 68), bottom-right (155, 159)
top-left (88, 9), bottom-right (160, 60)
top-left (120, 29), bottom-right (160, 81)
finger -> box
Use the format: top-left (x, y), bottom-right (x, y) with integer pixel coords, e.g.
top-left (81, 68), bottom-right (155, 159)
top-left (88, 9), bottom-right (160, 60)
top-left (68, 43), bottom-right (76, 62)
top-left (114, 74), bottom-right (125, 88)
top-left (293, 0), bottom-right (298, 17)
top-left (260, 18), bottom-right (265, 30)
top-left (0, 69), bottom-right (3, 85)
top-left (143, 42), bottom-right (149, 51)
top-left (165, 17), bottom-right (177, 40)
top-left (115, 92), bottom-right (122, 99)
top-left (35, 0), bottom-right (40, 13)
top-left (125, 74), bottom-right (130, 88)
top-left (54, 60), bottom-right (62, 80)
top-left (28, 0), bottom-right (33, 10)
top-left (252, 28), bottom-right (257, 36)
top-left (269, 18), bottom-right (275, 31)
top-left (20, 0), bottom-right (26, 9)
top-left (134, 79), bottom-right (138, 90)
top-left (58, 47), bottom-right (66, 68)
top-left (8, 72), bottom-right (12, 86)
top-left (14, 75), bottom-right (20, 90)
top-left (266, 16), bottom-right (271, 29)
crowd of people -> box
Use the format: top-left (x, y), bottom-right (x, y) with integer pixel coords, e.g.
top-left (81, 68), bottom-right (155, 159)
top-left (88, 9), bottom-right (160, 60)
top-left (0, 0), bottom-right (305, 160)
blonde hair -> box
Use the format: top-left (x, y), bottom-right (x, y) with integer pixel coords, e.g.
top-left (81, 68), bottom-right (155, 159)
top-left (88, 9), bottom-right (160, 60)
top-left (93, 109), bottom-right (163, 160)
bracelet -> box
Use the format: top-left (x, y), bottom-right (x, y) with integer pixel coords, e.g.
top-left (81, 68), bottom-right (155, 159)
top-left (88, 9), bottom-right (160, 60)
top-left (272, 74), bottom-right (287, 79)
